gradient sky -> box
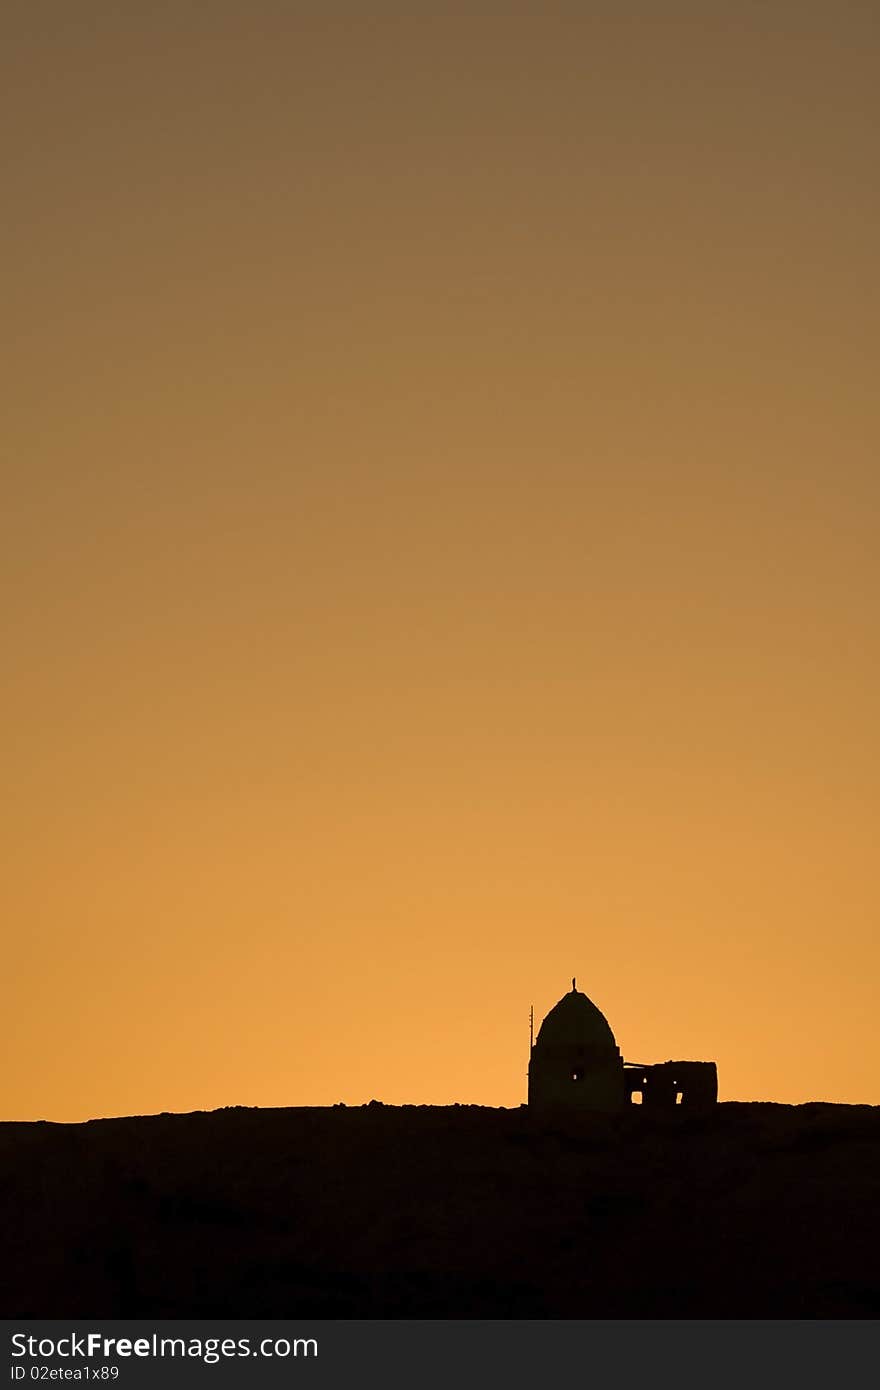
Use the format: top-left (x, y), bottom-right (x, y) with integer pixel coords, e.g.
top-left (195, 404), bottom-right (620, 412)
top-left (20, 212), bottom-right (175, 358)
top-left (5, 3), bottom-right (879, 1119)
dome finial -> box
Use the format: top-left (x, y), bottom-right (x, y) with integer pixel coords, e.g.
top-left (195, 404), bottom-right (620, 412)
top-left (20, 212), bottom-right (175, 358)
top-left (572, 976), bottom-right (577, 992)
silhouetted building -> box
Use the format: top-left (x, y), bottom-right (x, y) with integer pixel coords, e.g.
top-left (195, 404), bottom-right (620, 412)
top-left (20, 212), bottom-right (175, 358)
top-left (527, 980), bottom-right (625, 1112)
top-left (528, 980), bottom-right (717, 1113)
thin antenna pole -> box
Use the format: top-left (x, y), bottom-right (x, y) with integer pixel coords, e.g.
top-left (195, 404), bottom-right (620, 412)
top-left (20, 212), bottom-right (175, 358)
top-left (529, 1004), bottom-right (534, 1051)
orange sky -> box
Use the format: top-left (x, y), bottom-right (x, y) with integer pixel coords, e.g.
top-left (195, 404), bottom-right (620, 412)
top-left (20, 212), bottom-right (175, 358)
top-left (5, 4), bottom-right (879, 1120)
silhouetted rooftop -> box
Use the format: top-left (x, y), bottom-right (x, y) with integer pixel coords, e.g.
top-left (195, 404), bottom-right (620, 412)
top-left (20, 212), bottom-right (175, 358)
top-left (534, 985), bottom-right (619, 1054)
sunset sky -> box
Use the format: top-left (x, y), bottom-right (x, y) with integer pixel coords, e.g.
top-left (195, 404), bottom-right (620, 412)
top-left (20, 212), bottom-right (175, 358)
top-left (5, 3), bottom-right (878, 1120)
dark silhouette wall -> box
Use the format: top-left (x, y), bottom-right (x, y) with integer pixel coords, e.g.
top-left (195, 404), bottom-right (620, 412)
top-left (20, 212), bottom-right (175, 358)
top-left (624, 1061), bottom-right (718, 1112)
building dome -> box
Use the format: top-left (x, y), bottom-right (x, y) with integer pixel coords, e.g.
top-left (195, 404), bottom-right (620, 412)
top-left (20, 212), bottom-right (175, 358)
top-left (534, 985), bottom-right (619, 1055)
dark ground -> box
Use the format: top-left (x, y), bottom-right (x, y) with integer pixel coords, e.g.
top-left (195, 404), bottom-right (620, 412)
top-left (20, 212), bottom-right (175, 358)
top-left (2, 1102), bottom-right (878, 1318)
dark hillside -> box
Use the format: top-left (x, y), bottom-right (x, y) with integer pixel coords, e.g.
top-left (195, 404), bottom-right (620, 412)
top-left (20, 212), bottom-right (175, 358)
top-left (2, 1103), bottom-right (878, 1317)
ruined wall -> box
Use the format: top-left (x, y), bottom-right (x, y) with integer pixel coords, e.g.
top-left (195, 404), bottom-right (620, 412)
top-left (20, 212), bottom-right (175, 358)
top-left (624, 1060), bottom-right (718, 1111)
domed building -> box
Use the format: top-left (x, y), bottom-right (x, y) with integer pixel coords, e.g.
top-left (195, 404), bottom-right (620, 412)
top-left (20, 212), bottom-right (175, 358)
top-left (528, 979), bottom-right (624, 1112)
top-left (528, 979), bottom-right (718, 1112)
